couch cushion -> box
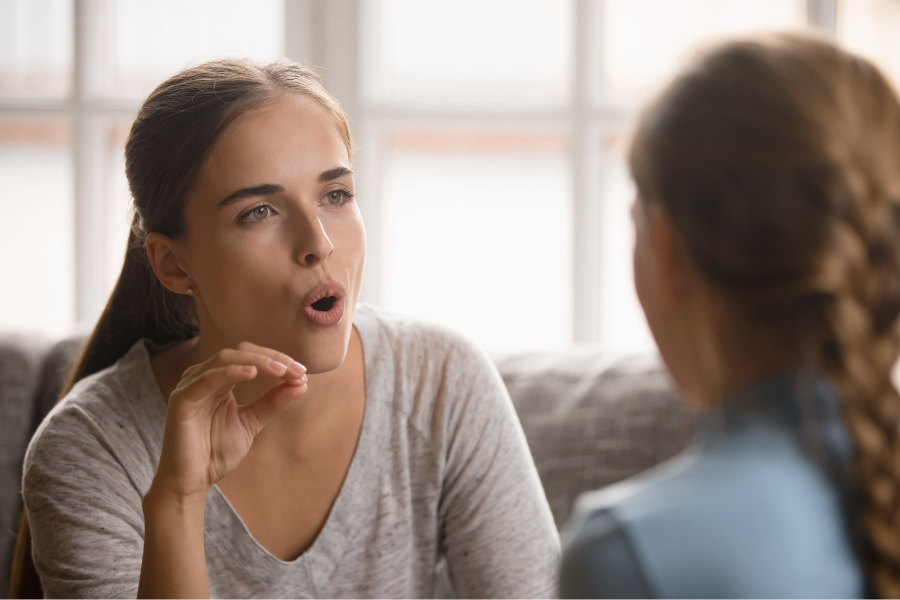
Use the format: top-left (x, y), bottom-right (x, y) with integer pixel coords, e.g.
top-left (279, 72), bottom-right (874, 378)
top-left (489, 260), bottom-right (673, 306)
top-left (495, 349), bottom-right (698, 527)
top-left (0, 334), bottom-right (50, 598)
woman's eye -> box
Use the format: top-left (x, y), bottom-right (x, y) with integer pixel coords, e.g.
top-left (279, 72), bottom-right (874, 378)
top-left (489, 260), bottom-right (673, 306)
top-left (244, 205), bottom-right (271, 222)
top-left (324, 190), bottom-right (351, 206)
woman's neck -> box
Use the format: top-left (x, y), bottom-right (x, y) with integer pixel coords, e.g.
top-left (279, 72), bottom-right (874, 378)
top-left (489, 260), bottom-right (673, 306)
top-left (691, 351), bottom-right (800, 410)
top-left (674, 294), bottom-right (802, 410)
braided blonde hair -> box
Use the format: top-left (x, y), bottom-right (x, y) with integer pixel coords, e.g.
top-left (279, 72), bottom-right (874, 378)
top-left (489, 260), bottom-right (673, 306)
top-left (630, 33), bottom-right (900, 597)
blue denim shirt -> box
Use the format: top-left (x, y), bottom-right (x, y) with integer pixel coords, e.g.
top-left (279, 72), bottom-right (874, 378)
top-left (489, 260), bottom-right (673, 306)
top-left (560, 370), bottom-right (864, 598)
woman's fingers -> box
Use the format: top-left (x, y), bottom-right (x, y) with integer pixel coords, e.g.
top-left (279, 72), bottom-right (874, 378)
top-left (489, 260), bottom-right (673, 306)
top-left (238, 379), bottom-right (308, 437)
top-left (235, 342), bottom-right (307, 379)
top-left (178, 349), bottom-right (306, 393)
top-left (170, 364), bottom-right (259, 409)
top-left (192, 347), bottom-right (306, 383)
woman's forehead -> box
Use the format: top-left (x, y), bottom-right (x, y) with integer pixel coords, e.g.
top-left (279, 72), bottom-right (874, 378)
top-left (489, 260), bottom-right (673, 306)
top-left (218, 96), bottom-right (347, 162)
top-left (196, 96), bottom-right (351, 196)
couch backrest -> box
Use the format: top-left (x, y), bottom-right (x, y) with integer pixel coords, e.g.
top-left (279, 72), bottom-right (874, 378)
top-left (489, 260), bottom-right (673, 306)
top-left (495, 348), bottom-right (698, 526)
top-left (0, 336), bottom-right (51, 599)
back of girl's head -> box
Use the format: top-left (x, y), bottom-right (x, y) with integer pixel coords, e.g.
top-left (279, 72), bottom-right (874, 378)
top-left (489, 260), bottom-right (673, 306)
top-left (630, 33), bottom-right (900, 596)
top-left (61, 59), bottom-right (351, 397)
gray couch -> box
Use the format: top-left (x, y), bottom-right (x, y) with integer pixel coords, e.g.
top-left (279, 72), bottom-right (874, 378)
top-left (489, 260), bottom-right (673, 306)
top-left (0, 334), bottom-right (698, 598)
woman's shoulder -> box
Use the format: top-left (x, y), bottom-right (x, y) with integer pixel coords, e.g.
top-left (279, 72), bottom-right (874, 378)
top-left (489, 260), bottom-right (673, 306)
top-left (355, 303), bottom-right (486, 360)
top-left (23, 338), bottom-right (165, 486)
top-left (354, 304), bottom-right (498, 394)
top-left (562, 426), bottom-right (864, 597)
top-left (354, 304), bottom-right (511, 443)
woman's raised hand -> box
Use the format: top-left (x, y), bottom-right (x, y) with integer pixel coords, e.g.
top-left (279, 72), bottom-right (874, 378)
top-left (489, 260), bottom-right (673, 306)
top-left (139, 342), bottom-right (306, 598)
top-left (150, 341), bottom-right (308, 504)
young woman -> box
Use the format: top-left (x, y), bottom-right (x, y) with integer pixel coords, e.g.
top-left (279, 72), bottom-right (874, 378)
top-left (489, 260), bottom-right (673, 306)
top-left (561, 34), bottom-right (900, 598)
top-left (21, 60), bottom-right (559, 598)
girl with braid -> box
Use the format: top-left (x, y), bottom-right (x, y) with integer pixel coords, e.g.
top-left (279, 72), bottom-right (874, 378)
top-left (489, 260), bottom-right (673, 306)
top-left (561, 34), bottom-right (900, 598)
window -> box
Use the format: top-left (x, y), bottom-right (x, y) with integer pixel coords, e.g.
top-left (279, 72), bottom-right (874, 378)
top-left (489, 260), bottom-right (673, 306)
top-left (0, 119), bottom-right (73, 336)
top-left (357, 0), bottom-right (807, 353)
top-left (0, 0), bottom-right (72, 97)
top-left (0, 0), bottom-right (284, 337)
top-left (379, 128), bottom-right (572, 351)
top-left (2, 0), bottom-right (892, 355)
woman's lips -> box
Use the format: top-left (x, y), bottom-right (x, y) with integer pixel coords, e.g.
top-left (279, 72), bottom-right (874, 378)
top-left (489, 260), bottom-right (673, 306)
top-left (304, 296), bottom-right (344, 325)
top-left (302, 281), bottom-right (346, 326)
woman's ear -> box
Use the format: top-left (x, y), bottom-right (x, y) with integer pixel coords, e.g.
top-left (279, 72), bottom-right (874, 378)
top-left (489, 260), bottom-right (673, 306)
top-left (646, 204), bottom-right (692, 308)
top-left (145, 232), bottom-right (192, 294)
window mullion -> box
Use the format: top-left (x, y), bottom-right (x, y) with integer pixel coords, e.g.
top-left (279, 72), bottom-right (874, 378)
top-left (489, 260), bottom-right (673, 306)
top-left (571, 0), bottom-right (604, 344)
top-left (807, 0), bottom-right (838, 35)
top-left (284, 0), bottom-right (322, 68)
top-left (72, 0), bottom-right (107, 328)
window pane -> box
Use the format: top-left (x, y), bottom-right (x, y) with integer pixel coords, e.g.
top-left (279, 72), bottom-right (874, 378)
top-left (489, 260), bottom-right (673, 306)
top-left (364, 0), bottom-right (572, 107)
top-left (380, 129), bottom-right (572, 352)
top-left (0, 120), bottom-right (74, 336)
top-left (601, 0), bottom-right (806, 103)
top-left (99, 0), bottom-right (284, 98)
top-left (0, 0), bottom-right (72, 97)
top-left (597, 133), bottom-right (654, 354)
top-left (838, 0), bottom-right (900, 90)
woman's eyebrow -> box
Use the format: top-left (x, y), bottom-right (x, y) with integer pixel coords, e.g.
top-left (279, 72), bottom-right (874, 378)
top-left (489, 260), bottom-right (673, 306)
top-left (319, 167), bottom-right (353, 183)
top-left (217, 169), bottom-right (352, 208)
top-left (218, 183), bottom-right (285, 208)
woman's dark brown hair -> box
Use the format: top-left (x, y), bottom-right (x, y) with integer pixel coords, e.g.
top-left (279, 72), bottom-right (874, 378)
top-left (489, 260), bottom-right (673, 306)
top-left (630, 33), bottom-right (900, 597)
top-left (61, 59), bottom-right (352, 397)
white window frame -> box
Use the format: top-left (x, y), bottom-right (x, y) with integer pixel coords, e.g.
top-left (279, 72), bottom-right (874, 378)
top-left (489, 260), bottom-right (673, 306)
top-left (0, 0), bottom-right (837, 341)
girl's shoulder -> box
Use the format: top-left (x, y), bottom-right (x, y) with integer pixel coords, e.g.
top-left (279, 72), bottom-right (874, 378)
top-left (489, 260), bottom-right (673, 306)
top-left (563, 426), bottom-right (864, 597)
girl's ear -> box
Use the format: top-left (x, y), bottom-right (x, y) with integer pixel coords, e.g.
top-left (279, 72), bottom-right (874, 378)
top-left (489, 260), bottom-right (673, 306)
top-left (144, 232), bottom-right (192, 295)
top-left (646, 204), bottom-right (692, 308)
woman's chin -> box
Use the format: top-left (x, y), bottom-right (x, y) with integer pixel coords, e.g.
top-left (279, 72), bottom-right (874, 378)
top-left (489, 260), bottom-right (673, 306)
top-left (233, 314), bottom-right (353, 374)
top-left (289, 328), bottom-right (353, 375)
top-left (300, 352), bottom-right (348, 375)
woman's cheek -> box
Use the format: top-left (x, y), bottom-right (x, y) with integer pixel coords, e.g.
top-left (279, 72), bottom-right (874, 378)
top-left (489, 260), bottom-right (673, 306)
top-left (342, 208), bottom-right (367, 258)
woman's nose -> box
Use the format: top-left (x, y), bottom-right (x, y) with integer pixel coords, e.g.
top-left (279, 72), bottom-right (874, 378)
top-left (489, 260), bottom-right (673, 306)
top-left (294, 212), bottom-right (335, 267)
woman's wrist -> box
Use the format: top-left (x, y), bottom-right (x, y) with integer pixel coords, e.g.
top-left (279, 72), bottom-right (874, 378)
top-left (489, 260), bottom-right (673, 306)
top-left (139, 481), bottom-right (210, 599)
top-left (143, 479), bottom-right (209, 518)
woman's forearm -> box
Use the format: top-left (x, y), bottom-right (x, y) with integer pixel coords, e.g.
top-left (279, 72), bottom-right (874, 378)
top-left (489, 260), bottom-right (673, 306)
top-left (135, 347), bottom-right (305, 598)
top-left (138, 487), bottom-right (210, 599)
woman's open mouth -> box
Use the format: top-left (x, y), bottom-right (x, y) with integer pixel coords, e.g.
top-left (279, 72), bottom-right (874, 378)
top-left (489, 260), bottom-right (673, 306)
top-left (302, 281), bottom-right (346, 326)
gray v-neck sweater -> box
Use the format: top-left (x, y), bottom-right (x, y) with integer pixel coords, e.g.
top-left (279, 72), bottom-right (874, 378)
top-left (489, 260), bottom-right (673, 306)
top-left (22, 304), bottom-right (560, 598)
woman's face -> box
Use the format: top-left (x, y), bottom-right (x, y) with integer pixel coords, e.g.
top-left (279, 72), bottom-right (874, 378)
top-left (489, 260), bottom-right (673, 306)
top-left (180, 94), bottom-right (365, 373)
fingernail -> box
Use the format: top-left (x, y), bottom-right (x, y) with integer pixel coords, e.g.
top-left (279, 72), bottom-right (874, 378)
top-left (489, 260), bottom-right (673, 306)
top-left (290, 360), bottom-right (306, 374)
top-left (267, 359), bottom-right (288, 374)
top-left (240, 365), bottom-right (255, 374)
